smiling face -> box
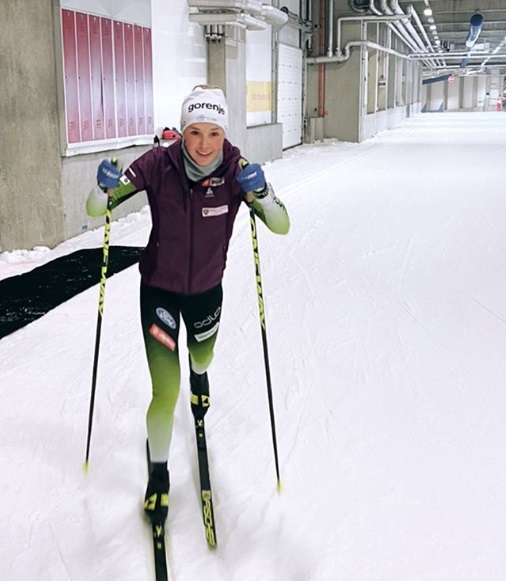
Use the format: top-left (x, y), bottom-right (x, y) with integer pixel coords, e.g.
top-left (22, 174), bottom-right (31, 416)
top-left (183, 123), bottom-right (225, 166)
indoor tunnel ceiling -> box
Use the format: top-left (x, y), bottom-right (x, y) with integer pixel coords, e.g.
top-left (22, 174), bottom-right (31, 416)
top-left (398, 0), bottom-right (506, 70)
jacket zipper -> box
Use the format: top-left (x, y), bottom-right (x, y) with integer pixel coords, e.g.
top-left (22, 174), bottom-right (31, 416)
top-left (187, 186), bottom-right (194, 293)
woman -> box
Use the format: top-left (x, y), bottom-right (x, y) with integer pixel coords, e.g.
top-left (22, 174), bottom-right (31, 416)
top-left (87, 85), bottom-right (289, 525)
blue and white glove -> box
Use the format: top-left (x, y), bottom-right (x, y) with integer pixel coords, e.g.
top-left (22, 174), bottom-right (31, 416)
top-left (237, 163), bottom-right (266, 194)
top-left (97, 159), bottom-right (121, 192)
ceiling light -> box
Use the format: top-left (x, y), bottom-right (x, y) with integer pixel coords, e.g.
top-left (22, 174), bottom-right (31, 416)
top-left (428, 17), bottom-right (434, 24)
top-left (430, 24), bottom-right (436, 30)
top-left (423, 8), bottom-right (433, 16)
top-left (434, 39), bottom-right (441, 45)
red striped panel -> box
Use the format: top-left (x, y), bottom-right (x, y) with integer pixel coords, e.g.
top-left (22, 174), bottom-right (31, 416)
top-left (76, 12), bottom-right (92, 141)
top-left (134, 25), bottom-right (145, 135)
top-left (123, 23), bottom-right (136, 136)
top-left (101, 18), bottom-right (116, 138)
top-left (113, 21), bottom-right (127, 138)
top-left (61, 9), bottom-right (80, 143)
top-left (143, 27), bottom-right (154, 135)
top-left (89, 15), bottom-right (104, 140)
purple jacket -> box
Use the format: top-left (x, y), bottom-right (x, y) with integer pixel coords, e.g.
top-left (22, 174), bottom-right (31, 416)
top-left (125, 139), bottom-right (244, 295)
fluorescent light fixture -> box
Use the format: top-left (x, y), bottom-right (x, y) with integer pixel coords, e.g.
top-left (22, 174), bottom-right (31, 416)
top-left (430, 24), bottom-right (436, 30)
top-left (423, 8), bottom-right (433, 16)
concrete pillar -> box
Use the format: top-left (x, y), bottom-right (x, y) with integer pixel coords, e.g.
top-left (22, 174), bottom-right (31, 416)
top-left (0, 0), bottom-right (64, 252)
top-left (366, 24), bottom-right (379, 115)
top-left (207, 27), bottom-right (247, 152)
top-left (323, 21), bottom-right (363, 142)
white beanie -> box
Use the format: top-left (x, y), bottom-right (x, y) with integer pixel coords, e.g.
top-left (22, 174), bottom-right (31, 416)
top-left (180, 86), bottom-right (229, 134)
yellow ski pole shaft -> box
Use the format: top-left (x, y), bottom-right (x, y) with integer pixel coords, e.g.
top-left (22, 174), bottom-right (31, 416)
top-left (83, 194), bottom-right (113, 471)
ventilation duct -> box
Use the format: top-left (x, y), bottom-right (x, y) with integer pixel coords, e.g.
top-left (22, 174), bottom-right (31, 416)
top-left (261, 4), bottom-right (289, 29)
top-left (188, 11), bottom-right (267, 30)
top-left (465, 13), bottom-right (484, 48)
top-left (422, 74), bottom-right (452, 85)
top-left (280, 7), bottom-right (315, 34)
top-left (187, 0), bottom-right (288, 31)
top-left (461, 13), bottom-right (484, 67)
top-left (188, 0), bottom-right (262, 14)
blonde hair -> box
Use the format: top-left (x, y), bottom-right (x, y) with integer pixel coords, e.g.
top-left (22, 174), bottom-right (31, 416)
top-left (192, 84), bottom-right (222, 91)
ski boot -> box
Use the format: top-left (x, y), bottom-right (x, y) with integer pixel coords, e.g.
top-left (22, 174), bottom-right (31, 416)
top-left (190, 366), bottom-right (210, 421)
top-left (144, 464), bottom-right (170, 524)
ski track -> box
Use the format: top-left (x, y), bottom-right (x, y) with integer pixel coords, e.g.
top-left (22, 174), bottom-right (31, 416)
top-left (1, 113), bottom-right (506, 579)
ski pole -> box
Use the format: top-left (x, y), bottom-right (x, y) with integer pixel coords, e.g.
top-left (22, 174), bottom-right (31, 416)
top-left (249, 207), bottom-right (282, 492)
top-left (83, 194), bottom-right (113, 471)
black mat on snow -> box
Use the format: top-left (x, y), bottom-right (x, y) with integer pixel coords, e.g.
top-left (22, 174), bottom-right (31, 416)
top-left (0, 246), bottom-right (142, 339)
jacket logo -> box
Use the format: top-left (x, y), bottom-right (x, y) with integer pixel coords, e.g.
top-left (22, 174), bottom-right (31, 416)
top-left (202, 205), bottom-right (228, 217)
top-left (205, 188), bottom-right (214, 197)
top-left (202, 177), bottom-right (225, 188)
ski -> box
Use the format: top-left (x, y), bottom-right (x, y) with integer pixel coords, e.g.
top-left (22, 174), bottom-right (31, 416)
top-left (146, 441), bottom-right (169, 581)
top-left (194, 416), bottom-right (217, 548)
top-left (151, 523), bottom-right (168, 581)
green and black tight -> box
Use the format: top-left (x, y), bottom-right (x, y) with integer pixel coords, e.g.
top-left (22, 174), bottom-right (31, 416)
top-left (140, 282), bottom-right (223, 463)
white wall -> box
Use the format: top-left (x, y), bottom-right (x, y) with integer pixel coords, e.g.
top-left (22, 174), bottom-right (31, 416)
top-left (151, 0), bottom-right (207, 135)
top-left (278, 0), bottom-right (299, 47)
top-left (246, 27), bottom-right (273, 126)
top-left (424, 74), bottom-right (504, 112)
top-left (447, 78), bottom-right (459, 110)
top-left (59, 0), bottom-right (152, 26)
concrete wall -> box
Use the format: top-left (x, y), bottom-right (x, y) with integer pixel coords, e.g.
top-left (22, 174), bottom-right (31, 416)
top-left (324, 21), bottom-right (364, 142)
top-left (0, 0), bottom-right (64, 253)
top-left (245, 124), bottom-right (283, 164)
top-left (305, 3), bottom-right (422, 145)
top-left (207, 27), bottom-right (248, 154)
top-left (423, 74), bottom-right (505, 112)
top-left (61, 147), bottom-right (149, 238)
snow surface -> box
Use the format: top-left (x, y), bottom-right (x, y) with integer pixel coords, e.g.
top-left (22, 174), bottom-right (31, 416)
top-left (1, 112), bottom-right (506, 581)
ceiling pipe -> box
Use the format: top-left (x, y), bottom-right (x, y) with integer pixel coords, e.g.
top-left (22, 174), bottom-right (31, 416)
top-left (260, 5), bottom-right (289, 29)
top-left (407, 4), bottom-right (443, 66)
top-left (306, 0), bottom-right (313, 50)
top-left (318, 0), bottom-right (326, 116)
top-left (188, 0), bottom-right (287, 29)
top-left (187, 0), bottom-right (263, 14)
top-left (410, 52), bottom-right (506, 61)
top-left (188, 11), bottom-right (267, 30)
top-left (334, 14), bottom-right (410, 58)
top-left (280, 7), bottom-right (315, 35)
top-left (308, 39), bottom-right (409, 64)
top-left (369, 0), bottom-right (382, 16)
top-left (389, 0), bottom-right (436, 67)
top-left (326, 0), bottom-right (334, 57)
top-left (389, 0), bottom-right (425, 53)
top-left (378, 0), bottom-right (435, 68)
top-left (378, 1), bottom-right (419, 54)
